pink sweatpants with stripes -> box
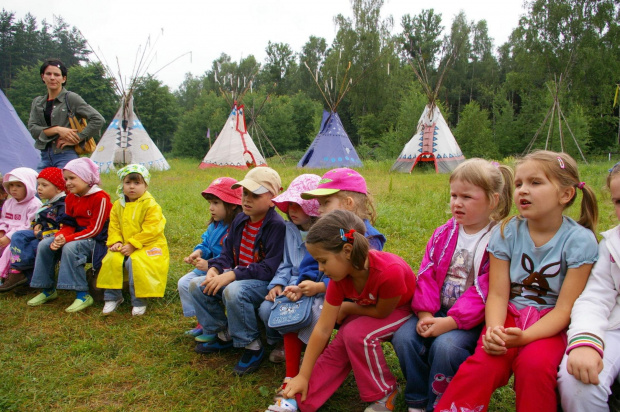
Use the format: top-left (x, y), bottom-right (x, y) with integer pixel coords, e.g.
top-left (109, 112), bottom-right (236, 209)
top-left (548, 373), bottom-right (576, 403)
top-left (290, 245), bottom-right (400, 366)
top-left (297, 305), bottom-right (412, 412)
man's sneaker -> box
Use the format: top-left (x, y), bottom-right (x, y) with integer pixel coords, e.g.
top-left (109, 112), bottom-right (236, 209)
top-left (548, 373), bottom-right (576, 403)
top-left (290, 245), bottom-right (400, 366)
top-left (132, 306), bottom-right (147, 316)
top-left (363, 385), bottom-right (399, 412)
top-left (194, 332), bottom-right (216, 343)
top-left (0, 271), bottom-right (27, 292)
top-left (66, 295), bottom-right (94, 313)
top-left (268, 342), bottom-right (285, 363)
top-left (233, 347), bottom-right (265, 376)
top-left (27, 290), bottom-right (58, 306)
top-left (102, 298), bottom-right (124, 315)
top-left (266, 398), bottom-right (298, 412)
top-left (194, 337), bottom-right (233, 354)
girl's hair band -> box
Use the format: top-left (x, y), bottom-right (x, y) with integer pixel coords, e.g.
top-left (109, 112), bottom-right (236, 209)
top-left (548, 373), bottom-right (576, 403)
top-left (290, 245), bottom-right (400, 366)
top-left (577, 182), bottom-right (586, 190)
top-left (557, 156), bottom-right (565, 169)
top-left (340, 228), bottom-right (355, 244)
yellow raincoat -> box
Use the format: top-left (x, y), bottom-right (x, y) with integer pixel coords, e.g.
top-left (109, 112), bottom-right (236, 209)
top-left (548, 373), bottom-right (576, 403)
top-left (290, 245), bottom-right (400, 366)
top-left (97, 191), bottom-right (169, 297)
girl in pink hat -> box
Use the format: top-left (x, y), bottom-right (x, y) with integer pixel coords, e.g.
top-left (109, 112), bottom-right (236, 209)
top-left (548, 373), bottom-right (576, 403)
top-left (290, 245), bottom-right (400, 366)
top-left (260, 174), bottom-right (328, 406)
top-left (178, 177), bottom-right (243, 338)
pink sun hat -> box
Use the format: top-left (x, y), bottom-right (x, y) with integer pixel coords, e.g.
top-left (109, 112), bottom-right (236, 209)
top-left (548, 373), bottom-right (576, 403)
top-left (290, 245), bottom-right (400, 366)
top-left (273, 174), bottom-right (321, 217)
top-left (202, 177), bottom-right (243, 205)
top-left (300, 168), bottom-right (367, 199)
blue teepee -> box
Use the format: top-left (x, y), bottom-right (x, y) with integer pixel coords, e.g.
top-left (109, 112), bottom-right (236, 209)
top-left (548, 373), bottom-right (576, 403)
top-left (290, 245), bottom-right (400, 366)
top-left (0, 90), bottom-right (39, 174)
top-left (297, 110), bottom-right (362, 168)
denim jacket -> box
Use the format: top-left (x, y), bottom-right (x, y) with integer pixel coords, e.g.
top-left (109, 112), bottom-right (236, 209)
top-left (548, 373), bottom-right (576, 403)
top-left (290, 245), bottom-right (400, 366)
top-left (267, 221), bottom-right (307, 290)
top-left (208, 207), bottom-right (286, 282)
top-left (28, 88), bottom-right (105, 152)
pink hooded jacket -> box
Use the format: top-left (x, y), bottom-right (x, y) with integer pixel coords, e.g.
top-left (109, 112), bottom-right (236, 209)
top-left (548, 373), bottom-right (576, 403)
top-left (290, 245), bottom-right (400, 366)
top-left (0, 167), bottom-right (42, 239)
top-left (412, 217), bottom-right (492, 330)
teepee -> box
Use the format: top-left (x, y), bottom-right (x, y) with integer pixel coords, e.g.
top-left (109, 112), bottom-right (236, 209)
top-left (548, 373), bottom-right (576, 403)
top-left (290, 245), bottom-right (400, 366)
top-left (297, 62), bottom-right (362, 169)
top-left (199, 72), bottom-right (268, 169)
top-left (87, 33), bottom-right (174, 173)
top-left (0, 89), bottom-right (39, 174)
top-left (391, 49), bottom-right (464, 174)
top-left (199, 101), bottom-right (267, 169)
top-left (522, 75), bottom-right (587, 163)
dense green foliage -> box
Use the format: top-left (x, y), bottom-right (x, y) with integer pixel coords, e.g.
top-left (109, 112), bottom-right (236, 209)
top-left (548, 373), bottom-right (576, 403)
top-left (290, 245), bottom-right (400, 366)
top-left (1, 1), bottom-right (619, 160)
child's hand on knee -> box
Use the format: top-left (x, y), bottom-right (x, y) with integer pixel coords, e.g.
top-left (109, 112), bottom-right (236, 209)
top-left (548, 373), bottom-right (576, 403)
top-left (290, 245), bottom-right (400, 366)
top-left (120, 243), bottom-right (136, 256)
top-left (109, 242), bottom-right (122, 252)
top-left (0, 236), bottom-right (9, 248)
top-left (266, 285), bottom-right (282, 302)
top-left (193, 258), bottom-right (208, 272)
top-left (50, 234), bottom-right (65, 250)
top-left (483, 326), bottom-right (507, 355)
top-left (184, 250), bottom-right (201, 264)
top-left (566, 346), bottom-right (603, 385)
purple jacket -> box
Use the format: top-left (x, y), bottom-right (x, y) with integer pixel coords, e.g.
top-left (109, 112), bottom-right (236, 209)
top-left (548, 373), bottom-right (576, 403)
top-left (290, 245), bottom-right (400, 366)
top-left (412, 218), bottom-right (492, 330)
top-left (208, 206), bottom-right (286, 282)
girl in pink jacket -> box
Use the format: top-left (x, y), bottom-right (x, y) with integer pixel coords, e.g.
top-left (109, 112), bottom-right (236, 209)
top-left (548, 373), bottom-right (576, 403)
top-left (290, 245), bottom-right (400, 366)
top-left (392, 159), bottom-right (513, 412)
top-left (0, 168), bottom-right (42, 279)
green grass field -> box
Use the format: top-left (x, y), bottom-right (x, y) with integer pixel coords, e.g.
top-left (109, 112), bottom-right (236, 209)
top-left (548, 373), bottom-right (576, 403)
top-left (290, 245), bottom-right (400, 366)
top-left (0, 157), bottom-right (616, 411)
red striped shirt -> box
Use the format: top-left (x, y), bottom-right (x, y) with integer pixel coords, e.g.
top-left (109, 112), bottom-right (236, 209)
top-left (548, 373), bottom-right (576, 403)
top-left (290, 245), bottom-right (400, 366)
top-left (238, 219), bottom-right (263, 267)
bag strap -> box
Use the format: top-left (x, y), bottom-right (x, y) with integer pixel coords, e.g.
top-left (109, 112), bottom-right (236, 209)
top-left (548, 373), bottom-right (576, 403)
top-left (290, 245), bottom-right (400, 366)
top-left (65, 91), bottom-right (74, 116)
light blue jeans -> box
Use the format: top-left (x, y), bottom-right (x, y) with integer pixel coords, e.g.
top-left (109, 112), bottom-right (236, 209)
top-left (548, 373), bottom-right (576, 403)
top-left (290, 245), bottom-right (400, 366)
top-left (37, 146), bottom-right (78, 171)
top-left (30, 236), bottom-right (95, 292)
top-left (189, 276), bottom-right (269, 348)
top-left (258, 299), bottom-right (283, 346)
top-left (103, 257), bottom-right (146, 307)
top-left (177, 268), bottom-right (206, 317)
top-left (391, 312), bottom-right (482, 410)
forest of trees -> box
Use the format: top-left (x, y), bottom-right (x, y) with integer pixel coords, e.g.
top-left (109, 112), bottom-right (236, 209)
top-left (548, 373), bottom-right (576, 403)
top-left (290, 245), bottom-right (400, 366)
top-left (1, 0), bottom-right (619, 162)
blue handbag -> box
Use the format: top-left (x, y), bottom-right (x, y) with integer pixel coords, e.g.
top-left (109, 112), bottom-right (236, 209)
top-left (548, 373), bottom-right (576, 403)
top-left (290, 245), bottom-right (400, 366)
top-left (268, 294), bottom-right (315, 334)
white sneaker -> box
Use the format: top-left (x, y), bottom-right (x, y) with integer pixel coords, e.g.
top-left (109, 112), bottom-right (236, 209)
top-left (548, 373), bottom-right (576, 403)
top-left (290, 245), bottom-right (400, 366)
top-left (102, 298), bottom-right (124, 315)
top-left (132, 306), bottom-right (147, 316)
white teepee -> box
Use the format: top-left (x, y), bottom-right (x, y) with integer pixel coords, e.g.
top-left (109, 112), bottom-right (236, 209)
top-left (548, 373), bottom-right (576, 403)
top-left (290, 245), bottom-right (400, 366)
top-left (199, 102), bottom-right (267, 169)
top-left (391, 46), bottom-right (464, 174)
top-left (391, 105), bottom-right (464, 173)
top-left (91, 95), bottom-right (170, 173)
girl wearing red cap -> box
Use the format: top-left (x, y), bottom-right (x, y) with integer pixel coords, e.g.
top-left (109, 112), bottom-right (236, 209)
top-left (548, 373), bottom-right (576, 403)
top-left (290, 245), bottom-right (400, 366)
top-left (178, 177), bottom-right (242, 336)
top-left (0, 167), bottom-right (68, 293)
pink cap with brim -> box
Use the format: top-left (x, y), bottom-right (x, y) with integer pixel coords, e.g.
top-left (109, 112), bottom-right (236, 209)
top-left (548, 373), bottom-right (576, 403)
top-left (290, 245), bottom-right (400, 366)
top-left (300, 168), bottom-right (367, 199)
top-left (202, 177), bottom-right (243, 205)
top-left (273, 174), bottom-right (321, 217)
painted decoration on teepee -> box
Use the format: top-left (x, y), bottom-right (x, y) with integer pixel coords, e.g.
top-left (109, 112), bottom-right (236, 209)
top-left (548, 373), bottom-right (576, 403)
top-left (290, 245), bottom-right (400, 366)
top-left (91, 96), bottom-right (170, 173)
top-left (391, 105), bottom-right (464, 174)
top-left (199, 103), bottom-right (267, 169)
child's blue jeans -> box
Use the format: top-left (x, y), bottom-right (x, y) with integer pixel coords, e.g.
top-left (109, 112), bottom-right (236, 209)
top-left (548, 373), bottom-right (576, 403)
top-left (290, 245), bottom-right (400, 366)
top-left (189, 276), bottom-right (269, 348)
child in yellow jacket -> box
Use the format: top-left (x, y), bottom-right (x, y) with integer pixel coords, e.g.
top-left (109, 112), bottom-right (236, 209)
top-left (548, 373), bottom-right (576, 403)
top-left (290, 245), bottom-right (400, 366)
top-left (97, 164), bottom-right (169, 316)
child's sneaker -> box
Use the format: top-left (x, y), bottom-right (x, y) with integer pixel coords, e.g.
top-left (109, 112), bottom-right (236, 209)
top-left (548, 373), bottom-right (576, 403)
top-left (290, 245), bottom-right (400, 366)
top-left (184, 325), bottom-right (203, 337)
top-left (27, 290), bottom-right (58, 306)
top-left (66, 294), bottom-right (94, 313)
top-left (364, 385), bottom-right (399, 412)
top-left (268, 341), bottom-right (285, 363)
top-left (233, 347), bottom-right (265, 376)
top-left (266, 398), bottom-right (298, 412)
top-left (194, 337), bottom-right (233, 354)
top-left (102, 298), bottom-right (124, 315)
top-left (132, 306), bottom-right (147, 316)
top-left (194, 332), bottom-right (216, 343)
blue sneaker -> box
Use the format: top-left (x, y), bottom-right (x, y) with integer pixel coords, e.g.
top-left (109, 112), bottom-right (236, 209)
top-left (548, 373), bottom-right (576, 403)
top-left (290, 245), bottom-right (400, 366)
top-left (194, 332), bottom-right (216, 343)
top-left (194, 337), bottom-right (233, 354)
top-left (184, 326), bottom-right (203, 337)
top-left (233, 347), bottom-right (265, 376)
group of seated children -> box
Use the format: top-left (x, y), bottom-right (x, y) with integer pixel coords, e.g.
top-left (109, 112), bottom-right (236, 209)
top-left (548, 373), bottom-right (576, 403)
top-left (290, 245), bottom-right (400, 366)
top-left (2, 149), bottom-right (620, 412)
top-left (0, 158), bottom-right (167, 316)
